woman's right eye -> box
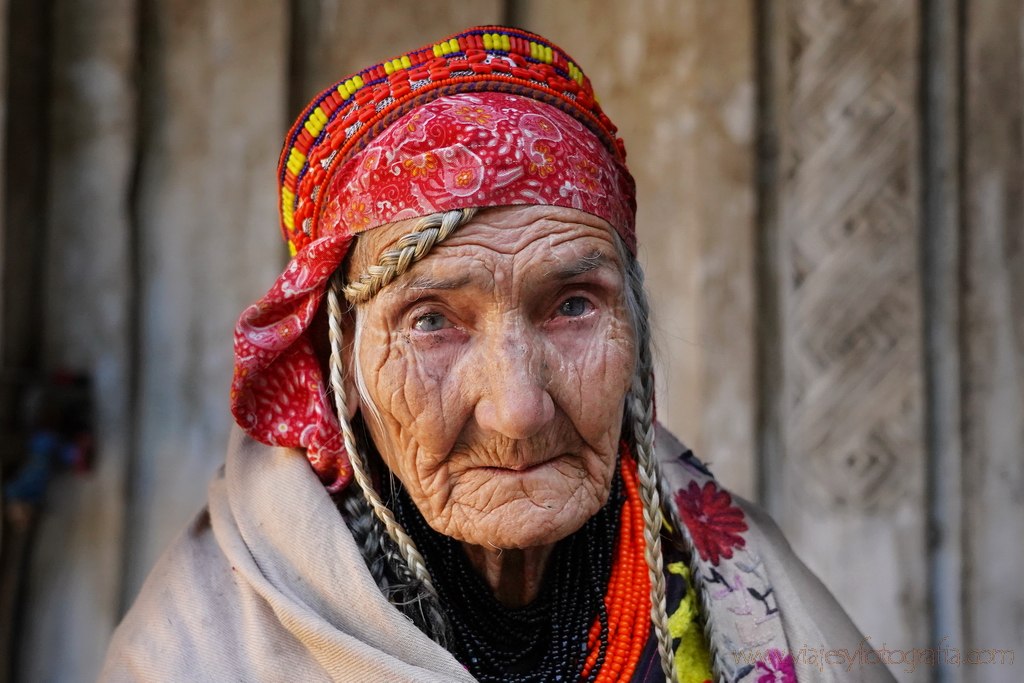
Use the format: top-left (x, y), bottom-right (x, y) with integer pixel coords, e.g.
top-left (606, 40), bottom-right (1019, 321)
top-left (412, 311), bottom-right (450, 332)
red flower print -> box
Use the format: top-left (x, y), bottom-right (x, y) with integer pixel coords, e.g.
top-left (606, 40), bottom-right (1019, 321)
top-left (402, 152), bottom-right (439, 178)
top-left (573, 156), bottom-right (601, 191)
top-left (342, 199), bottom-right (372, 230)
top-left (755, 648), bottom-right (796, 683)
top-left (674, 480), bottom-right (748, 565)
top-left (454, 168), bottom-right (475, 189)
top-left (528, 142), bottom-right (556, 178)
top-left (454, 104), bottom-right (494, 126)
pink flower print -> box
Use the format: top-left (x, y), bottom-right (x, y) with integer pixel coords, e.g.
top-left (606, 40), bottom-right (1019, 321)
top-left (675, 480), bottom-right (748, 565)
top-left (439, 144), bottom-right (484, 197)
top-left (402, 152), bottom-right (439, 178)
top-left (528, 142), bottom-right (557, 178)
top-left (756, 649), bottom-right (796, 683)
top-left (518, 112), bottom-right (563, 142)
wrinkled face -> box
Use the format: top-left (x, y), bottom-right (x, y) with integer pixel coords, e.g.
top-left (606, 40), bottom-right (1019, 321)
top-left (345, 205), bottom-right (636, 549)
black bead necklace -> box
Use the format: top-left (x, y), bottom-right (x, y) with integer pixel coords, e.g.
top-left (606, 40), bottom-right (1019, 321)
top-left (392, 467), bottom-right (624, 682)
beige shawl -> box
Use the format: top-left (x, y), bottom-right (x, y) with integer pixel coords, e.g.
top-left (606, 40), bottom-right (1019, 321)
top-left (100, 427), bottom-right (895, 682)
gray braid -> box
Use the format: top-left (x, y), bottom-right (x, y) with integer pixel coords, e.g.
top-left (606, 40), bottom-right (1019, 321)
top-left (327, 270), bottom-right (436, 594)
top-left (342, 209), bottom-right (477, 303)
top-left (327, 209), bottom-right (476, 643)
top-left (622, 251), bottom-right (679, 683)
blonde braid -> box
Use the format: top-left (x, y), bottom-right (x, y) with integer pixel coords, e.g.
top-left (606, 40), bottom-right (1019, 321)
top-left (624, 254), bottom-right (679, 683)
top-left (343, 209), bottom-right (476, 303)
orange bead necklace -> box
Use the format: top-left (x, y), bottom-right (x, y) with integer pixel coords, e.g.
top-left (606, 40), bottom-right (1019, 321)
top-left (581, 448), bottom-right (652, 681)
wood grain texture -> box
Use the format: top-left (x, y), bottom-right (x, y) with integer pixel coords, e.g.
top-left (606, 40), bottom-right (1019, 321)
top-left (125, 0), bottom-right (289, 600)
top-left (766, 0), bottom-right (927, 670)
top-left (520, 0), bottom-right (759, 499)
top-left (962, 0), bottom-right (1024, 675)
top-left (23, 2), bottom-right (135, 681)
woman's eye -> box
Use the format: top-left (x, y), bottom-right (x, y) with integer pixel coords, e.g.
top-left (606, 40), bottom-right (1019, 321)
top-left (412, 312), bottom-right (450, 332)
top-left (557, 296), bottom-right (591, 317)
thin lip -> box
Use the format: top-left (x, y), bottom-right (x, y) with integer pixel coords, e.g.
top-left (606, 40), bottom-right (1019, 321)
top-left (479, 453), bottom-right (566, 473)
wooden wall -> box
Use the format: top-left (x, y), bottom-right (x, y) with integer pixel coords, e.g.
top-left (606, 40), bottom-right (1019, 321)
top-left (1, 1), bottom-right (1020, 681)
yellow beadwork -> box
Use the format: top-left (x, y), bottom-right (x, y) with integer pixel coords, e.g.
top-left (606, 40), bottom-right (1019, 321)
top-left (482, 33), bottom-right (494, 50)
top-left (568, 62), bottom-right (584, 85)
top-left (287, 240), bottom-right (297, 257)
top-left (384, 56), bottom-right (411, 75)
top-left (303, 105), bottom-right (328, 137)
top-left (285, 149), bottom-right (305, 176)
top-left (434, 38), bottom-right (459, 57)
top-left (337, 76), bottom-right (365, 99)
top-left (667, 562), bottom-right (715, 683)
top-left (529, 41), bottom-right (553, 63)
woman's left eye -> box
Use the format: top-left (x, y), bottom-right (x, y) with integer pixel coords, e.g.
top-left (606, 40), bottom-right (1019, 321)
top-left (412, 312), bottom-right (451, 332)
top-left (557, 296), bottom-right (592, 317)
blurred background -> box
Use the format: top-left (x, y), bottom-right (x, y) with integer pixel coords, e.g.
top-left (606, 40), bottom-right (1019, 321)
top-left (0, 0), bottom-right (1020, 681)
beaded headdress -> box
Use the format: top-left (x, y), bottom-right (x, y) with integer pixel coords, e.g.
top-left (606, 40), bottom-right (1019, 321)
top-left (231, 26), bottom-right (637, 489)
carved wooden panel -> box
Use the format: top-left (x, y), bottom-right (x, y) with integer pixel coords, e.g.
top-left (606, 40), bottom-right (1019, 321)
top-left (766, 0), bottom-right (929, 665)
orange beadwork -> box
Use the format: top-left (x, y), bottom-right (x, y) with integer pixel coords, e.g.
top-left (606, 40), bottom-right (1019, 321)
top-left (581, 449), bottom-right (652, 681)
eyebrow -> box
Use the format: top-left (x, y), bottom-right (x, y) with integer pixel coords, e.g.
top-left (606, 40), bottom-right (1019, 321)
top-left (404, 273), bottom-right (474, 291)
top-left (551, 250), bottom-right (616, 279)
top-left (397, 249), bottom-right (615, 293)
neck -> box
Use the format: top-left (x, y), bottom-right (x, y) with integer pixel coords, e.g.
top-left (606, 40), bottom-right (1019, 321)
top-left (460, 542), bottom-right (556, 607)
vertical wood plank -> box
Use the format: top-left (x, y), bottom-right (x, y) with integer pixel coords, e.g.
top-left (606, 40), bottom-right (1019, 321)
top-left (125, 0), bottom-right (289, 600)
top-left (962, 0), bottom-right (1024, 675)
top-left (921, 1), bottom-right (964, 680)
top-left (21, 2), bottom-right (135, 681)
top-left (0, 0), bottom-right (7, 372)
top-left (765, 0), bottom-right (927, 671)
top-left (0, 1), bottom-right (51, 676)
top-left (0, 0), bottom-right (49, 426)
top-left (519, 0), bottom-right (759, 498)
top-left (290, 0), bottom-right (503, 110)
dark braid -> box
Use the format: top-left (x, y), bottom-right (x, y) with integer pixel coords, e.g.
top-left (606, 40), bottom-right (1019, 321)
top-left (336, 486), bottom-right (452, 646)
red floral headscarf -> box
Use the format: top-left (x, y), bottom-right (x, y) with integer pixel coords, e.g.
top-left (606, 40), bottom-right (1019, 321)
top-left (231, 27), bottom-right (636, 490)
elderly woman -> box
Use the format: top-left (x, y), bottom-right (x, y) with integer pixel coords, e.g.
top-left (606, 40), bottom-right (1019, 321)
top-left (102, 26), bottom-right (889, 683)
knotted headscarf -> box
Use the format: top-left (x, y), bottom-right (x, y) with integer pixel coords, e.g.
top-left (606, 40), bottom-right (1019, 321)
top-left (231, 26), bottom-right (637, 490)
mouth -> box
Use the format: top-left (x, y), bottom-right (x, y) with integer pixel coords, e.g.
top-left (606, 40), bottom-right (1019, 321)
top-left (481, 453), bottom-right (567, 474)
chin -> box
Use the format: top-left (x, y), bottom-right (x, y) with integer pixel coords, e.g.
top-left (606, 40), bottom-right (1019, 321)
top-left (442, 489), bottom-right (608, 550)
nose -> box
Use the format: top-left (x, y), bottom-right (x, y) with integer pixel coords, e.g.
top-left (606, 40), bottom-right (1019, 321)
top-left (473, 325), bottom-right (555, 440)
